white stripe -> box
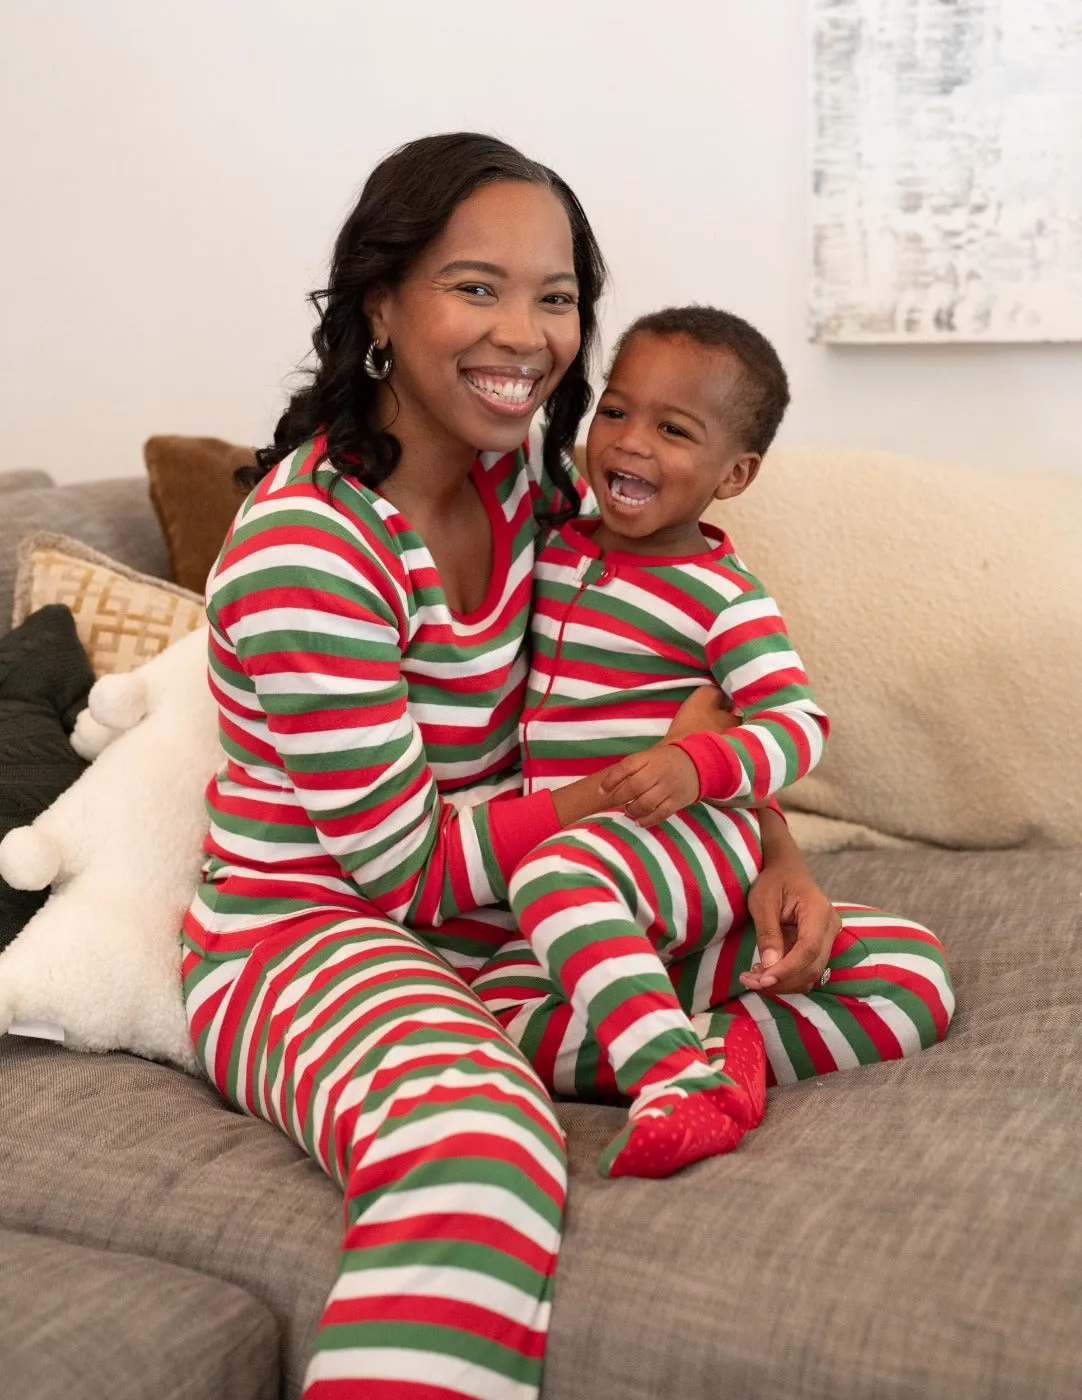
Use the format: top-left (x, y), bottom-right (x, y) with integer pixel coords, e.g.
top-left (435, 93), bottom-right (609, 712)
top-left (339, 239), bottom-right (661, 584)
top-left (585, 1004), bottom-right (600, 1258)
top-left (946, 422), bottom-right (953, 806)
top-left (710, 592), bottom-right (781, 632)
top-left (607, 1007), bottom-right (700, 1071)
top-left (360, 1181), bottom-right (560, 1256)
top-left (550, 1008), bottom-right (590, 1097)
top-left (733, 995), bottom-right (801, 1085)
top-left (327, 1262), bottom-right (550, 1332)
top-left (362, 1105), bottom-right (565, 1181)
top-left (771, 990), bottom-right (863, 1073)
top-left (725, 648), bottom-right (804, 694)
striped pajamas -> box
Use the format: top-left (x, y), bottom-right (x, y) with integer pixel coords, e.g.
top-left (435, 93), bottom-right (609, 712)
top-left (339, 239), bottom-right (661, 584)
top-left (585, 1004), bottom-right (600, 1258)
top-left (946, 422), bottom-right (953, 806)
top-left (182, 438), bottom-right (575, 1399)
top-left (470, 521), bottom-right (953, 1111)
top-left (181, 434), bottom-right (951, 1384)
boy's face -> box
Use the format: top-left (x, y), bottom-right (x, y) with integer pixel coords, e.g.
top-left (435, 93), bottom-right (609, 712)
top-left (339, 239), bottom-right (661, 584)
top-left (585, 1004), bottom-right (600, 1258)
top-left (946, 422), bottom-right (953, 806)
top-left (585, 332), bottom-right (761, 552)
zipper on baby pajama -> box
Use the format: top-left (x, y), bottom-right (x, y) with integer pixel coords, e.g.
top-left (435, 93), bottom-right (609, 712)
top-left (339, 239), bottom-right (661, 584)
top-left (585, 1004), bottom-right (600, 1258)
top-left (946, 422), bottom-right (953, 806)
top-left (519, 557), bottom-right (614, 780)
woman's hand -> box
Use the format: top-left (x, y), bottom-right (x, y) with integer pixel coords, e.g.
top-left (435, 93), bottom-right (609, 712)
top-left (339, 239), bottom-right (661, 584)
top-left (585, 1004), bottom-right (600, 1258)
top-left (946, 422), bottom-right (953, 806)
top-left (663, 684), bottom-right (739, 744)
top-left (740, 806), bottom-right (841, 995)
top-left (599, 745), bottom-right (700, 828)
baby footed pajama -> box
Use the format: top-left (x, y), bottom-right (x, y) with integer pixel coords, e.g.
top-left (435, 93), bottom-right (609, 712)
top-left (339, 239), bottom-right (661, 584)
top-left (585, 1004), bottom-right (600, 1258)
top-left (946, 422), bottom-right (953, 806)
top-left (497, 521), bottom-right (831, 1176)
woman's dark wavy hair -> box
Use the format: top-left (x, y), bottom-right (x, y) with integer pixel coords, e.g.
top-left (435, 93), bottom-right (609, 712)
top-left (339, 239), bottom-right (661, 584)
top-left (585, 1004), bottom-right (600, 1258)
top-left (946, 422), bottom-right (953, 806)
top-left (244, 132), bottom-right (606, 514)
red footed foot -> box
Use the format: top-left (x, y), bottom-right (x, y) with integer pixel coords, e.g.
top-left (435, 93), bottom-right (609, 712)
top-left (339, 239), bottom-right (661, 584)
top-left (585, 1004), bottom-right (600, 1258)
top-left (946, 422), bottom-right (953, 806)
top-left (706, 1016), bottom-right (768, 1129)
top-left (599, 1089), bottom-right (748, 1179)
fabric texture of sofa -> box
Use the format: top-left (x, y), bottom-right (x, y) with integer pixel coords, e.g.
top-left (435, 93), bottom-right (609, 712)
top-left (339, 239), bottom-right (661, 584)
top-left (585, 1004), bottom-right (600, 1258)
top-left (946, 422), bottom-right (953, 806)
top-left (1, 464), bottom-right (1080, 1400)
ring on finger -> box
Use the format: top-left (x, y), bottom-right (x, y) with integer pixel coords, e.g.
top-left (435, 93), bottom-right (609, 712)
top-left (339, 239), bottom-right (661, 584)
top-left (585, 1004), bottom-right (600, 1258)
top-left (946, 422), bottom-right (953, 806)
top-left (818, 967), bottom-right (831, 987)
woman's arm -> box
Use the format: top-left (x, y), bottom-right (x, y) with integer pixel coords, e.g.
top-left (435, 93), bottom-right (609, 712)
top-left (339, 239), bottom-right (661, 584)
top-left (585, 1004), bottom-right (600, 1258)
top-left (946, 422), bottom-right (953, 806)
top-left (211, 491), bottom-right (593, 930)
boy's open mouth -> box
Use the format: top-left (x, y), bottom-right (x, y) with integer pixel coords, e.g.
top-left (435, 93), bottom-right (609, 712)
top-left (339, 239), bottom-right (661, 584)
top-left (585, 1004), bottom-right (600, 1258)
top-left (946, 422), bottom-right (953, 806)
top-left (605, 470), bottom-right (658, 507)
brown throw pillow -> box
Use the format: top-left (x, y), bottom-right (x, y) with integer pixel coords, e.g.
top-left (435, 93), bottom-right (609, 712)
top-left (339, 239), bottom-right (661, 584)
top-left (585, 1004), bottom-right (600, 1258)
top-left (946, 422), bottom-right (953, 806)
top-left (144, 435), bottom-right (255, 593)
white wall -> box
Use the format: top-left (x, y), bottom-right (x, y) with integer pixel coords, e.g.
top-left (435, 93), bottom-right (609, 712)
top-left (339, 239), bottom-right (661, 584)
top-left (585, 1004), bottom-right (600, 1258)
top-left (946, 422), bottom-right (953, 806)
top-left (3, 0), bottom-right (1080, 483)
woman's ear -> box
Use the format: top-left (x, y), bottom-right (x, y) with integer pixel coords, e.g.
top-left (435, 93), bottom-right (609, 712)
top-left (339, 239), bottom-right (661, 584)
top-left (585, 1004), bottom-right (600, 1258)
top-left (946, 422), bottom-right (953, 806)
top-left (363, 285), bottom-right (391, 344)
top-left (714, 453), bottom-right (762, 501)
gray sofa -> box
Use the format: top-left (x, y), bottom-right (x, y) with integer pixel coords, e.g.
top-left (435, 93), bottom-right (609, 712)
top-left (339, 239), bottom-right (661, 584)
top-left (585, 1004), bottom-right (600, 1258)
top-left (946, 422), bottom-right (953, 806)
top-left (2, 471), bottom-right (1080, 1400)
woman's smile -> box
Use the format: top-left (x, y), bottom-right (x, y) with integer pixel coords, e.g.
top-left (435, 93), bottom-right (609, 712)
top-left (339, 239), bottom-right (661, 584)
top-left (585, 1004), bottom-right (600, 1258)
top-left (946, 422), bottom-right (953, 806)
top-left (461, 366), bottom-right (544, 417)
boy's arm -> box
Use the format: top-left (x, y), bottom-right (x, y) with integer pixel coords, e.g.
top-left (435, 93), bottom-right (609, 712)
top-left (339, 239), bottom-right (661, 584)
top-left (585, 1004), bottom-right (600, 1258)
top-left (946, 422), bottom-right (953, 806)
top-left (672, 588), bottom-right (829, 805)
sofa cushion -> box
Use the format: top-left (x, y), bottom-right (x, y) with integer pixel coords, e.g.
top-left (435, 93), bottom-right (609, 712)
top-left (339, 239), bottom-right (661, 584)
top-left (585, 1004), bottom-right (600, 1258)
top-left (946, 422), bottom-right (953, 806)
top-left (0, 470), bottom-right (54, 494)
top-left (144, 434), bottom-right (254, 593)
top-left (0, 1039), bottom-right (342, 1400)
top-left (3, 848), bottom-right (1081, 1400)
top-left (0, 477), bottom-right (168, 640)
top-left (0, 605), bottom-right (94, 950)
top-left (0, 1228), bottom-right (278, 1400)
top-left (543, 848), bottom-right (1082, 1400)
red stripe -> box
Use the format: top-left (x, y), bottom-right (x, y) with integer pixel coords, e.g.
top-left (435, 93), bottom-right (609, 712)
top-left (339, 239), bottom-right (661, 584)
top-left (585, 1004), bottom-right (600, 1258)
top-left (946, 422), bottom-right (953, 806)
top-left (342, 1205), bottom-right (558, 1276)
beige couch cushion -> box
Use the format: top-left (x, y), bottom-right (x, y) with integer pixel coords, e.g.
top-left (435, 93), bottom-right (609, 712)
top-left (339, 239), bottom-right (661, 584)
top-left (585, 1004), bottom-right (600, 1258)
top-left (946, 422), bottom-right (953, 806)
top-left (0, 1228), bottom-right (278, 1400)
top-left (708, 445), bottom-right (1082, 848)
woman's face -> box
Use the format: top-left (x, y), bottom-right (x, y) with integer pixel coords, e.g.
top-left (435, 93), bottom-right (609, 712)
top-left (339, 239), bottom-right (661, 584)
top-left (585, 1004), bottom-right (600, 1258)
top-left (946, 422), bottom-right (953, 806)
top-left (368, 180), bottom-right (581, 462)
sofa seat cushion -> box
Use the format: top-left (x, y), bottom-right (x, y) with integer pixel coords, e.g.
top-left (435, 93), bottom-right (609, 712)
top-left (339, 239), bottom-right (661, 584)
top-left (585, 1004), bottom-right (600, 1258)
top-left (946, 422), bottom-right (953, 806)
top-left (2, 848), bottom-right (1081, 1400)
top-left (0, 1041), bottom-right (341, 1400)
top-left (0, 1227), bottom-right (278, 1400)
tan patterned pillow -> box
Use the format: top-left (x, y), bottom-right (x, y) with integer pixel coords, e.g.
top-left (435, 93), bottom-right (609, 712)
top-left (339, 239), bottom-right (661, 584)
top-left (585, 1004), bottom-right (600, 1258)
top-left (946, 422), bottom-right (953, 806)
top-left (12, 533), bottom-right (205, 675)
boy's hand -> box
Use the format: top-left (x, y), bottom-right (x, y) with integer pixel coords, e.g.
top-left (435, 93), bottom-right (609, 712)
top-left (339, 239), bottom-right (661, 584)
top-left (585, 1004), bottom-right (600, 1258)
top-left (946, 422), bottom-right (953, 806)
top-left (600, 745), bottom-right (701, 828)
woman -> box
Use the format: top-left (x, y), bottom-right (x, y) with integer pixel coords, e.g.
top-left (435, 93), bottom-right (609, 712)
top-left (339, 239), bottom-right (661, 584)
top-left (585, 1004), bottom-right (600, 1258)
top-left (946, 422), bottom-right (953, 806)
top-left (183, 133), bottom-right (953, 1399)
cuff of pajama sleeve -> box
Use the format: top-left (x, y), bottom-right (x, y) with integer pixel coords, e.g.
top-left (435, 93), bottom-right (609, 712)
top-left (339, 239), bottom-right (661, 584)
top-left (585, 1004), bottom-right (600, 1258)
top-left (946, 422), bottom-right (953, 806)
top-left (673, 731), bottom-right (744, 802)
top-left (763, 796), bottom-right (787, 823)
top-left (488, 789), bottom-right (561, 878)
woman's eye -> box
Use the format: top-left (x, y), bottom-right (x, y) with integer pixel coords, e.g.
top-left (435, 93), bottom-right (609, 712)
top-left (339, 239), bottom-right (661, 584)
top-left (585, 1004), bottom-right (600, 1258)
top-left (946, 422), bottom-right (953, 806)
top-left (457, 284), bottom-right (494, 299)
top-left (542, 292), bottom-right (577, 308)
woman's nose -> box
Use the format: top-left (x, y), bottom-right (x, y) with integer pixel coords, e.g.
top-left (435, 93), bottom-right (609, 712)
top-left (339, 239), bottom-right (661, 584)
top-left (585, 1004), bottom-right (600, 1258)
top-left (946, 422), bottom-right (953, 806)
top-left (490, 297), bottom-right (546, 354)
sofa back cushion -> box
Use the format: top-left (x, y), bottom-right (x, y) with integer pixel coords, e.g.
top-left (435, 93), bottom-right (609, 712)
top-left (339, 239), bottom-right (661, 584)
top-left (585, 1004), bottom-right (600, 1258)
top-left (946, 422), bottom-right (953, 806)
top-left (706, 445), bottom-right (1082, 848)
top-left (0, 475), bottom-right (168, 638)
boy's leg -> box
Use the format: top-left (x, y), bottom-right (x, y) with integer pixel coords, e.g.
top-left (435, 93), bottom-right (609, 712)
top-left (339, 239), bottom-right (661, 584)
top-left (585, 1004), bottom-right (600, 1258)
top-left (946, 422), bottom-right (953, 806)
top-left (507, 808), bottom-right (766, 1177)
top-left (678, 905), bottom-right (955, 1082)
top-left (473, 939), bottom-right (766, 1128)
top-left (184, 908), bottom-right (566, 1400)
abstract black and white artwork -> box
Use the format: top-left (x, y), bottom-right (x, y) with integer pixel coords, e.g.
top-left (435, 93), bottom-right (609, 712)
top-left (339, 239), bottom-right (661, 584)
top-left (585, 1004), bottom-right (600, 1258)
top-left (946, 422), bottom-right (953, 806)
top-left (810, 0), bottom-right (1082, 342)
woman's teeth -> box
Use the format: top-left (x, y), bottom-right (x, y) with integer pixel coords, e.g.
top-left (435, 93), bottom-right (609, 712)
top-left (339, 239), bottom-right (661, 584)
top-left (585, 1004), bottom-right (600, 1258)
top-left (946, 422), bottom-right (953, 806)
top-left (465, 374), bottom-right (534, 403)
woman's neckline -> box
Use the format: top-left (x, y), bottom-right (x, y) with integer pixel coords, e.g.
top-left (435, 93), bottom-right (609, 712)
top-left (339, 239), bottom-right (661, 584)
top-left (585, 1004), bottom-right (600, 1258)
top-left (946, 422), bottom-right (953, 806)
top-left (377, 453), bottom-right (513, 624)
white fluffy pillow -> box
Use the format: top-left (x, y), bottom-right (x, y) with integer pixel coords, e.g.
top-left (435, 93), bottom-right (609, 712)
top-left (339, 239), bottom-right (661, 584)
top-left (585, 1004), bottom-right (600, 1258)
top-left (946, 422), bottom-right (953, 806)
top-left (0, 628), bottom-right (220, 1070)
top-left (707, 445), bottom-right (1082, 849)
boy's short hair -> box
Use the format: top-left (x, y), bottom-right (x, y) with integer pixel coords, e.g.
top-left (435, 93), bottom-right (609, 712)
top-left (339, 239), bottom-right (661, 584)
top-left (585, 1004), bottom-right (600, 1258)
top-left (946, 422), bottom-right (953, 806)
top-left (613, 306), bottom-right (790, 456)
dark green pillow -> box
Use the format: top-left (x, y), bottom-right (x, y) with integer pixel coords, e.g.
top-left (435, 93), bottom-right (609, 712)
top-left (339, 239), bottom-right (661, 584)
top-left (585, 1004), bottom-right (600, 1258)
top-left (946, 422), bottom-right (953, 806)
top-left (0, 605), bottom-right (95, 950)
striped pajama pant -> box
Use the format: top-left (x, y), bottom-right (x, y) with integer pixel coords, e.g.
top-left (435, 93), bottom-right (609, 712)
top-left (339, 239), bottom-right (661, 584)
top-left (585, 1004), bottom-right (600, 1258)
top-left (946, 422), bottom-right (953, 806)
top-left (468, 806), bottom-right (955, 1099)
top-left (182, 905), bottom-right (566, 1400)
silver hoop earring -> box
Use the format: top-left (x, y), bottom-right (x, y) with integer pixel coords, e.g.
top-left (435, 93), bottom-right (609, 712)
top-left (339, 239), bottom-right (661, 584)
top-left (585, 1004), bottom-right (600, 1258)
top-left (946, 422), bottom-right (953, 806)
top-left (364, 340), bottom-right (393, 380)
